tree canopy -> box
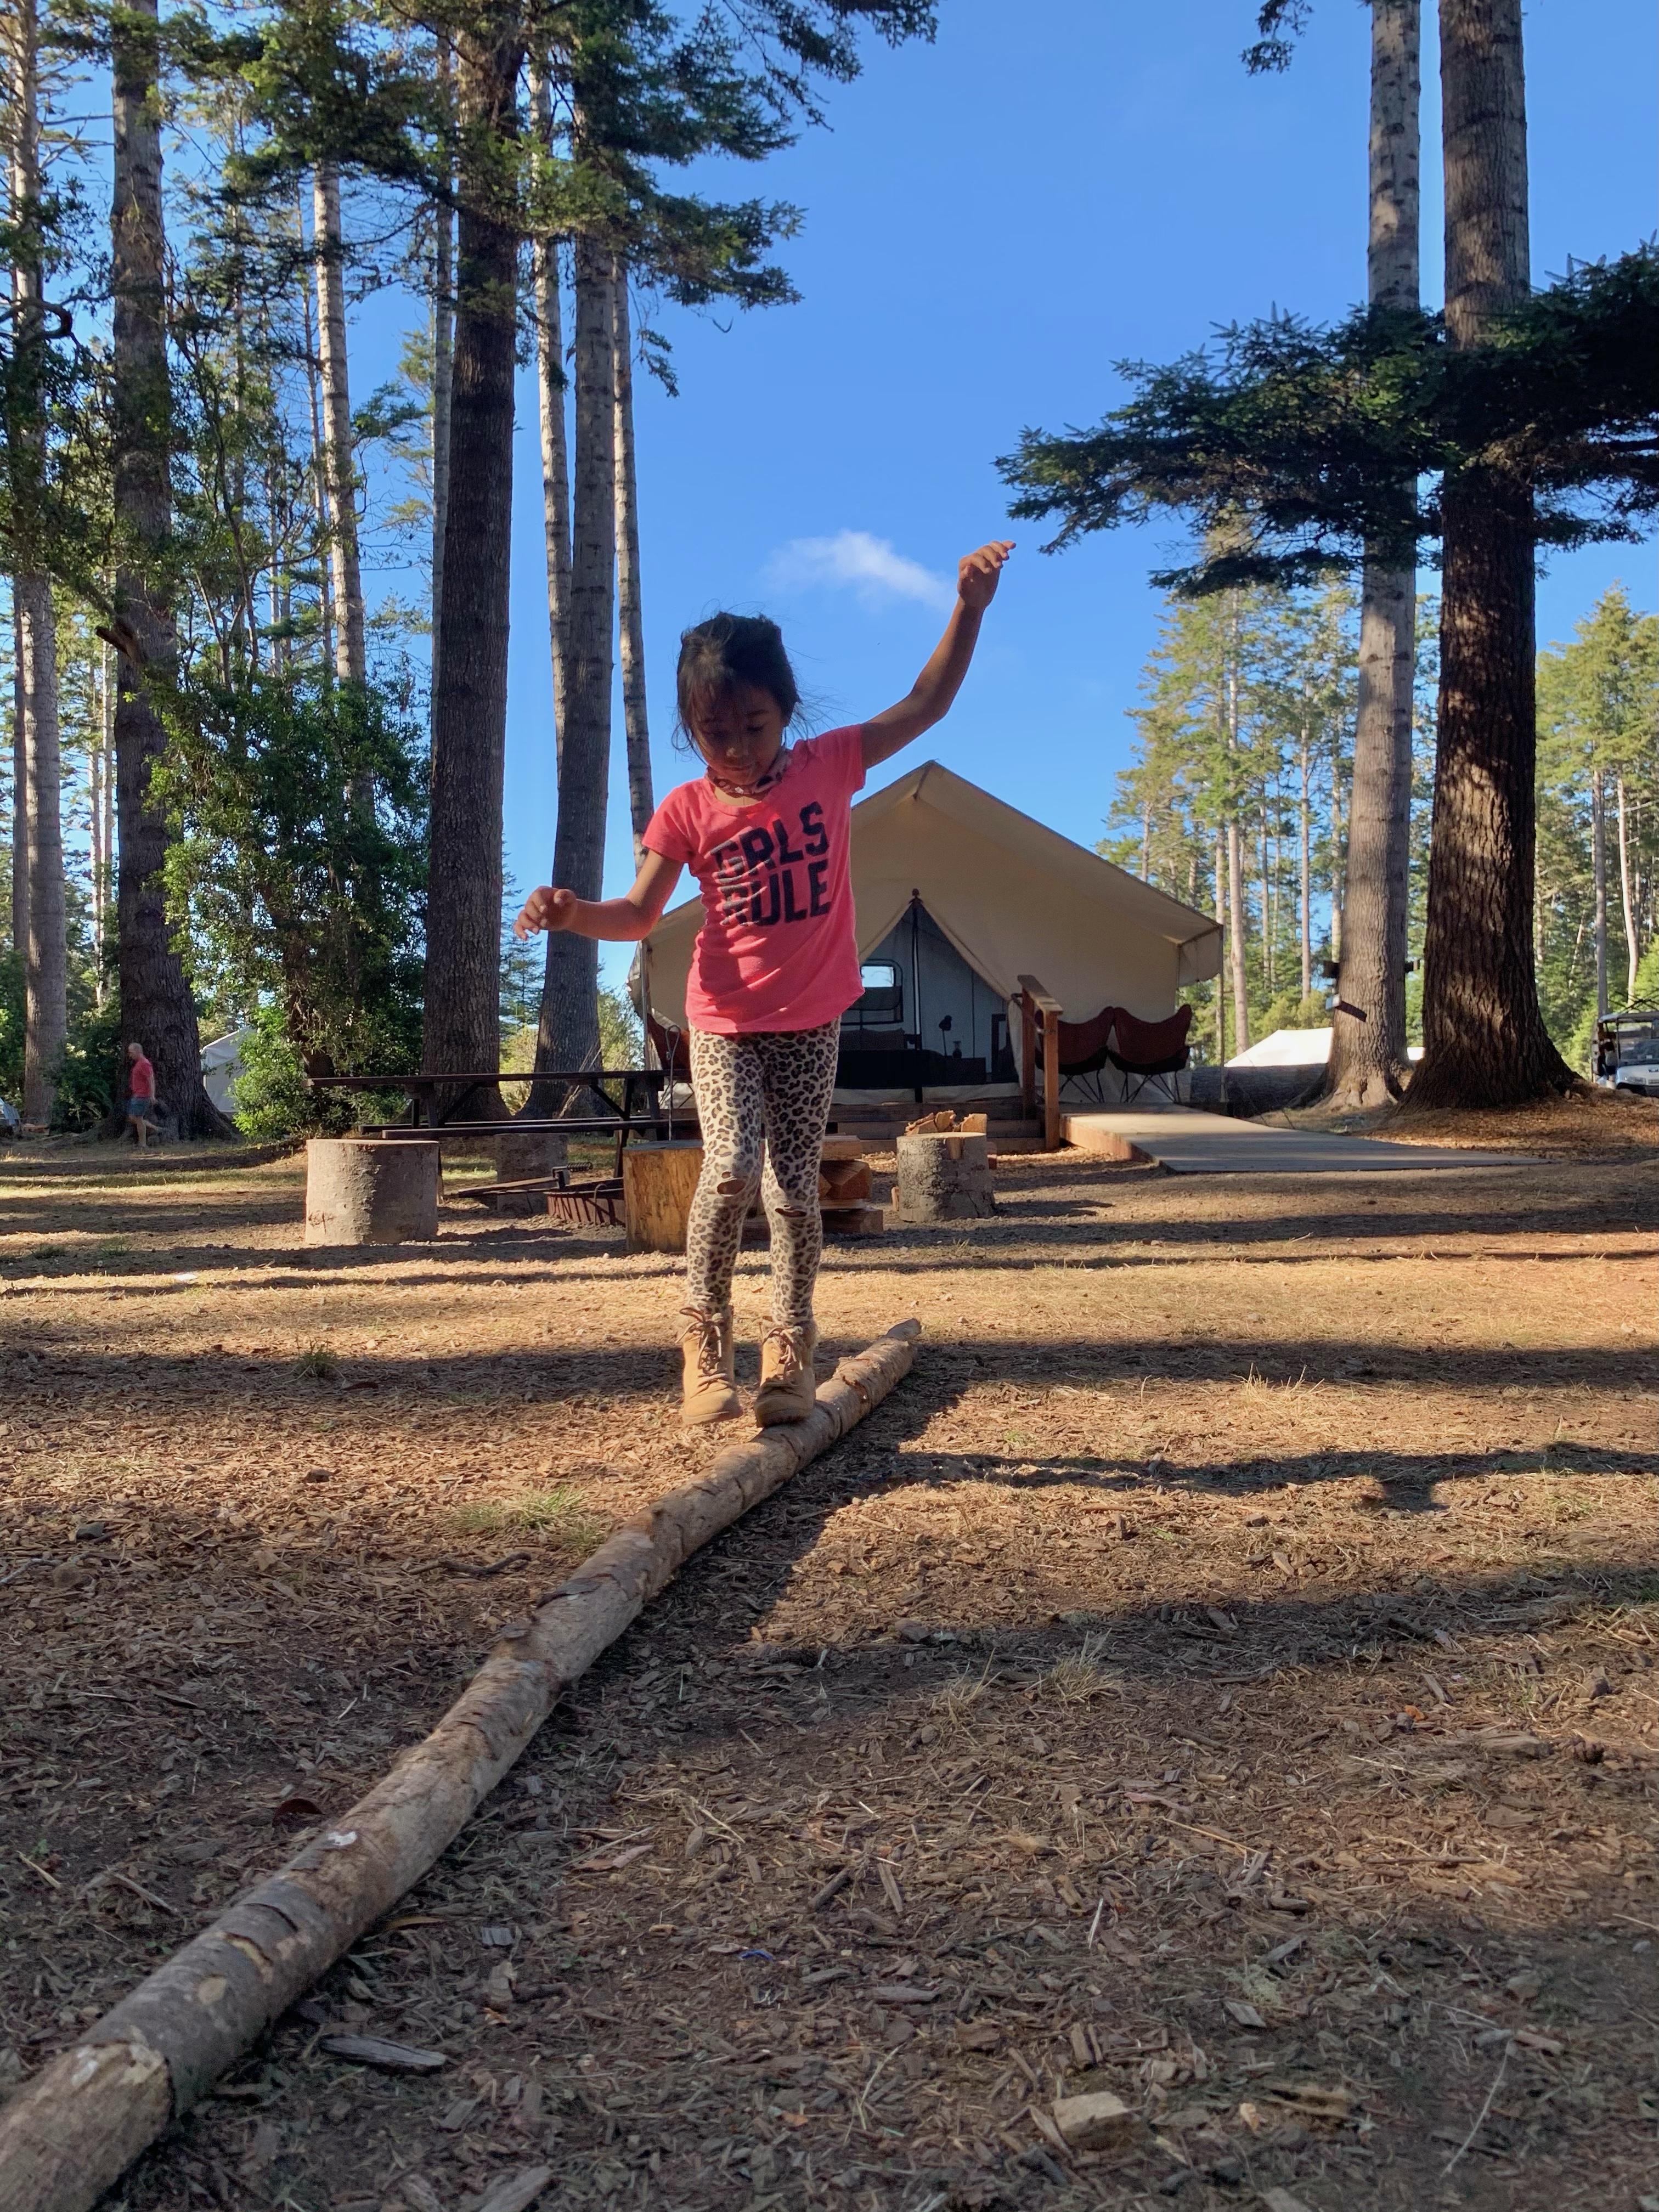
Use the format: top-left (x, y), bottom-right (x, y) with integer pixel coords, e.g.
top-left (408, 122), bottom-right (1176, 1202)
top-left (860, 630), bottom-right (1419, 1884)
top-left (998, 248), bottom-right (1659, 595)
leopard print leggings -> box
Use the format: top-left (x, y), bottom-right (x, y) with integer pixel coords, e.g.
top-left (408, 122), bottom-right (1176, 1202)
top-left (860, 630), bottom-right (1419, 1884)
top-left (685, 1022), bottom-right (841, 1327)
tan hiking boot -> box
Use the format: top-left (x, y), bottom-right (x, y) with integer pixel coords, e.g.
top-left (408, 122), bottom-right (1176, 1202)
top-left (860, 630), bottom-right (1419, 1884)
top-left (755, 1322), bottom-right (819, 1427)
top-left (679, 1307), bottom-right (740, 1426)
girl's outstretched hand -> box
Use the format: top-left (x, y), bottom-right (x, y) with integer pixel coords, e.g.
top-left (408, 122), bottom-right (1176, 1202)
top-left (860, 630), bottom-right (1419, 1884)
top-left (514, 885), bottom-right (578, 939)
top-left (958, 540), bottom-right (1014, 612)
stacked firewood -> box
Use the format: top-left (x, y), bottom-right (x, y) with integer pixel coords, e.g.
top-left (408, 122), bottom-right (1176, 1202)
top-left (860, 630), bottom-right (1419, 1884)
top-left (819, 1135), bottom-right (884, 1237)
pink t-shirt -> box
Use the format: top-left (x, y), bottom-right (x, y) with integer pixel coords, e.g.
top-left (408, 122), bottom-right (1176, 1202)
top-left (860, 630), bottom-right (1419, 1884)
top-left (128, 1053), bottom-right (155, 1101)
top-left (644, 726), bottom-right (866, 1034)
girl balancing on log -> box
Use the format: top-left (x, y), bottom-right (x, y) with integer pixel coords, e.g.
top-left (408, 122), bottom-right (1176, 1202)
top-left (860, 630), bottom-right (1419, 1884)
top-left (515, 539), bottom-right (1013, 1427)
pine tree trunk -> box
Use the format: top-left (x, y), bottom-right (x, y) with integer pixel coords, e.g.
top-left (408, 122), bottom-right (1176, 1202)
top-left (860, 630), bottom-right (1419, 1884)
top-left (613, 257), bottom-right (654, 862)
top-left (1327, 0), bottom-right (1419, 1109)
top-left (1257, 817), bottom-right (1272, 994)
top-left (17, 574), bottom-right (64, 1123)
top-left (100, 641), bottom-right (115, 989)
top-left (10, 649), bottom-right (26, 957)
top-left (1226, 816), bottom-right (1249, 1053)
top-left (1299, 733), bottom-right (1312, 998)
top-left (534, 230), bottom-right (615, 1090)
top-left (529, 64), bottom-right (571, 755)
top-left (430, 35), bottom-right (454, 729)
top-left (105, 0), bottom-right (228, 1138)
top-left (1591, 766), bottom-right (1607, 1018)
top-left (1615, 775), bottom-right (1637, 1002)
top-left (1412, 0), bottom-right (1571, 1109)
top-left (298, 184), bottom-right (335, 672)
top-left (422, 5), bottom-right (524, 1110)
top-left (312, 163), bottom-right (365, 684)
top-left (8, 0), bottom-right (64, 1122)
top-left (88, 693), bottom-right (103, 950)
top-left (1211, 838), bottom-right (1224, 1063)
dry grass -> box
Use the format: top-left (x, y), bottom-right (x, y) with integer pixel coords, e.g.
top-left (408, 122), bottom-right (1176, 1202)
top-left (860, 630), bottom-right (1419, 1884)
top-left (0, 1122), bottom-right (1653, 2212)
top-left (452, 1485), bottom-right (606, 1548)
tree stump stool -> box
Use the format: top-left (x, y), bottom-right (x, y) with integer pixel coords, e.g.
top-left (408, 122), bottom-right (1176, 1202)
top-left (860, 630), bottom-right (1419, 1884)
top-left (304, 1138), bottom-right (440, 1245)
top-left (894, 1130), bottom-right (996, 1222)
top-left (623, 1140), bottom-right (706, 1254)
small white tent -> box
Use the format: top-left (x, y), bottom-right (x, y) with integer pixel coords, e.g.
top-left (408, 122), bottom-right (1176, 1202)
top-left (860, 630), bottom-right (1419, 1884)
top-left (643, 759), bottom-right (1222, 1094)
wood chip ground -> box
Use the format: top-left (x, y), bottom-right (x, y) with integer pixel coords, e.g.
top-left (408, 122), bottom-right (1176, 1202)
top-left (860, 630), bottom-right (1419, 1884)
top-left (0, 1095), bottom-right (1654, 2212)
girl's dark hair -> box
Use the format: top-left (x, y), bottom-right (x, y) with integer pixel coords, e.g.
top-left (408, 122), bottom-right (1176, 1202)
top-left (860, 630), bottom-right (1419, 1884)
top-left (675, 612), bottom-right (800, 740)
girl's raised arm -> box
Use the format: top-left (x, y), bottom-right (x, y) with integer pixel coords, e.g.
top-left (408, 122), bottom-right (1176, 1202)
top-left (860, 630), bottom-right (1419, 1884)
top-left (514, 848), bottom-right (684, 944)
top-left (860, 540), bottom-right (1013, 770)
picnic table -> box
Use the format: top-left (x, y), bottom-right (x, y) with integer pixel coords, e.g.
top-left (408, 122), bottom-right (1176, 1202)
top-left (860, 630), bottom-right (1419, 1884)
top-left (305, 1067), bottom-right (695, 1177)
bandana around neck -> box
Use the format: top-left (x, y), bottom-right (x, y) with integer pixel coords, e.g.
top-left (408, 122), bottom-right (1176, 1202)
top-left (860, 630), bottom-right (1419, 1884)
top-left (703, 742), bottom-right (792, 800)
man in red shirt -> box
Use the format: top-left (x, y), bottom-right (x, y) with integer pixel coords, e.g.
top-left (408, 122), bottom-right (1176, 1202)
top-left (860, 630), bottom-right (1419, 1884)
top-left (126, 1041), bottom-right (159, 1148)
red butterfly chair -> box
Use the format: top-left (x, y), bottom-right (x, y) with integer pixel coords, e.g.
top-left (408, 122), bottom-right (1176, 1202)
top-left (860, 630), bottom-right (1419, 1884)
top-left (1032, 1003), bottom-right (1122, 1106)
top-left (1105, 1004), bottom-right (1194, 1107)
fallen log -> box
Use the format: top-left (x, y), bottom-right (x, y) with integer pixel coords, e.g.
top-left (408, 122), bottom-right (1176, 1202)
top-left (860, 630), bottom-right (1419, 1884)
top-left (0, 1321), bottom-right (923, 2212)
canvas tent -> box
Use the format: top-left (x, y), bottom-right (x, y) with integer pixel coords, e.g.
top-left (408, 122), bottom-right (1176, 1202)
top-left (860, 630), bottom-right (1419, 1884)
top-left (642, 759), bottom-right (1223, 1101)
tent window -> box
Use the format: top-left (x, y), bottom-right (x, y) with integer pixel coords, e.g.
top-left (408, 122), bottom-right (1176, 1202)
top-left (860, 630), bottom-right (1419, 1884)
top-left (846, 963), bottom-right (905, 1032)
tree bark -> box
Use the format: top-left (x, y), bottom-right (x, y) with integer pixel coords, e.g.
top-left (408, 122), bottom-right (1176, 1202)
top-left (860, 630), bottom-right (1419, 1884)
top-left (1327, 0), bottom-right (1419, 1109)
top-left (100, 641), bottom-right (115, 985)
top-left (613, 257), bottom-right (655, 861)
top-left (0, 1322), bottom-right (921, 2212)
top-left (534, 230), bottom-right (615, 1088)
top-left (1213, 835), bottom-right (1226, 1063)
top-left (8, 0), bottom-right (65, 1124)
top-left (17, 575), bottom-right (64, 1124)
top-left (106, 0), bottom-right (228, 1139)
top-left (298, 184), bottom-right (334, 671)
top-left (1615, 775), bottom-right (1637, 1003)
top-left (88, 675), bottom-right (104, 951)
top-left (430, 35), bottom-right (454, 730)
top-left (10, 648), bottom-right (25, 958)
top-left (422, 3), bottom-right (525, 1110)
top-left (528, 63), bottom-right (572, 757)
top-left (1298, 730), bottom-right (1312, 999)
top-left (1411, 0), bottom-right (1571, 1109)
top-left (1226, 817), bottom-right (1249, 1053)
top-left (1591, 766), bottom-right (1607, 1018)
top-left (312, 163), bottom-right (365, 685)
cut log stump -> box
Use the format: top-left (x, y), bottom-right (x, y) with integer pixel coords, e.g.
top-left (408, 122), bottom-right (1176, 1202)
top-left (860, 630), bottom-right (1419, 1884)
top-left (303, 1138), bottom-right (439, 1246)
top-left (622, 1140), bottom-right (705, 1254)
top-left (894, 1131), bottom-right (996, 1222)
top-left (0, 1324), bottom-right (923, 2212)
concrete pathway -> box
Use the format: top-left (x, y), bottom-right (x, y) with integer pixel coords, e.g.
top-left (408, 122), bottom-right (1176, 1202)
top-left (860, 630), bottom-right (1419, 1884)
top-left (1062, 1107), bottom-right (1525, 1175)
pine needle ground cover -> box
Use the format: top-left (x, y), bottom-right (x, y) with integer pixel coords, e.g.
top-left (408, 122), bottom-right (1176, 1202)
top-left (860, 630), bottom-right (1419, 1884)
top-left (0, 1113), bottom-right (1653, 2212)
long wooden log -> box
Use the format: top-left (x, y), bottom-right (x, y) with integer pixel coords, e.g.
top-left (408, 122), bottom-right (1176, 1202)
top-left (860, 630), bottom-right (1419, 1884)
top-left (0, 1322), bottom-right (923, 2212)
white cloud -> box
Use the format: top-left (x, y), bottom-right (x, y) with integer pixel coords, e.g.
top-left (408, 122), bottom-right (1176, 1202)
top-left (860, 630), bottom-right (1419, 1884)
top-left (764, 529), bottom-right (953, 613)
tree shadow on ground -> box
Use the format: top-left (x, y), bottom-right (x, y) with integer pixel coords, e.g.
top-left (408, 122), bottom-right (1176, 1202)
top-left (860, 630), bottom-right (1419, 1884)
top-left (0, 1332), bottom-right (1643, 1399)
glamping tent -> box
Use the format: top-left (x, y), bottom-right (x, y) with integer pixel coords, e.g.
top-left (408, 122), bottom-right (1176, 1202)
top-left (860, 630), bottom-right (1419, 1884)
top-left (642, 759), bottom-right (1223, 1103)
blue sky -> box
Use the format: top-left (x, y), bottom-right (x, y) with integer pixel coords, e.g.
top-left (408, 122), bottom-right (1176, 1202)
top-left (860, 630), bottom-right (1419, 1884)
top-left (352, 0), bottom-right (1657, 985)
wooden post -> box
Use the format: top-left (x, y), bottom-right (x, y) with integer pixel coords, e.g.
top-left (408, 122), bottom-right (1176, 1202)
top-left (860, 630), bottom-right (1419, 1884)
top-left (1043, 1008), bottom-right (1061, 1153)
top-left (622, 1139), bottom-right (704, 1254)
top-left (1017, 974), bottom-right (1066, 1152)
